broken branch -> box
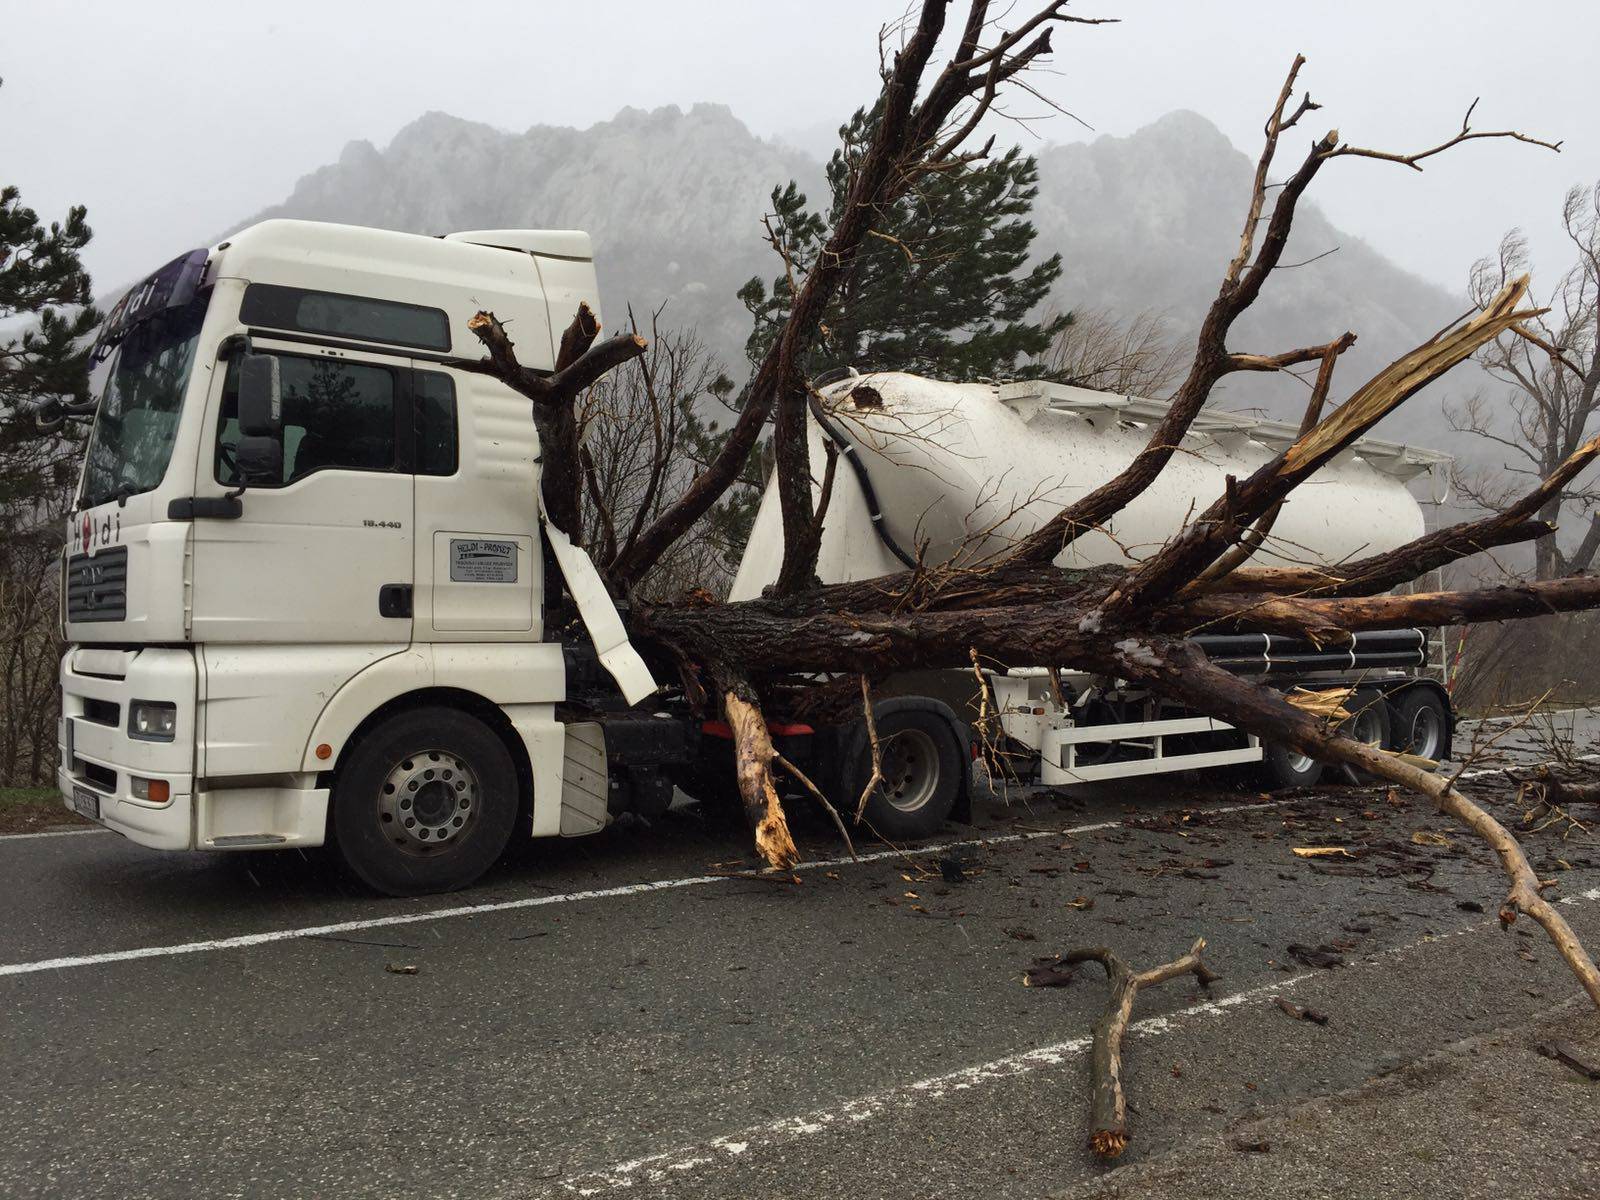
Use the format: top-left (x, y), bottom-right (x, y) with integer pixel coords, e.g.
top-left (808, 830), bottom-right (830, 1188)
top-left (1058, 937), bottom-right (1220, 1157)
top-left (722, 682), bottom-right (800, 871)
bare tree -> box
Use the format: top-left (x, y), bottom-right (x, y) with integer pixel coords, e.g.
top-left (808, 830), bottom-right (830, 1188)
top-left (1451, 182), bottom-right (1600, 579)
top-left (1037, 305), bottom-right (1186, 396)
top-left (0, 523), bottom-right (64, 785)
top-left (458, 4), bottom-right (1600, 1076)
top-left (575, 317), bottom-right (747, 600)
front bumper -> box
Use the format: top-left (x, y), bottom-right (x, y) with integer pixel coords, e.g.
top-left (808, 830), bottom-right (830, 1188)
top-left (59, 647), bottom-right (197, 850)
top-left (58, 647), bottom-right (328, 851)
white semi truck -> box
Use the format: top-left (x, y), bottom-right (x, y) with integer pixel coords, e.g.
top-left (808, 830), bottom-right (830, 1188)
top-left (55, 218), bottom-right (1455, 894)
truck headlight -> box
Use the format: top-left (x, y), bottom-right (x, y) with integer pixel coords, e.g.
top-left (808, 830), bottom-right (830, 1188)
top-left (129, 701), bottom-right (177, 741)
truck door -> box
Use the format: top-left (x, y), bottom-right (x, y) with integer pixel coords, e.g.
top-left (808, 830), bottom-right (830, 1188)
top-left (409, 364), bottom-right (656, 703)
top-left (411, 366), bottom-right (541, 640)
top-left (190, 343), bottom-right (415, 644)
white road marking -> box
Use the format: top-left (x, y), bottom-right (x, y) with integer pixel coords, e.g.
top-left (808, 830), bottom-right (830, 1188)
top-left (0, 727), bottom-right (1586, 971)
top-left (0, 751), bottom-right (1587, 976)
top-left (0, 826), bottom-right (109, 842)
top-left (559, 886), bottom-right (1600, 1195)
top-left (0, 797), bottom-right (1295, 979)
top-left (0, 715), bottom-right (1580, 847)
top-left (563, 972), bottom-right (1312, 1196)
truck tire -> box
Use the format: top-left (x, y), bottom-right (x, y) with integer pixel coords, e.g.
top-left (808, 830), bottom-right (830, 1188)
top-left (844, 707), bottom-right (962, 841)
top-left (331, 707), bottom-right (518, 896)
top-left (1256, 741), bottom-right (1324, 790)
top-left (1389, 687), bottom-right (1449, 762)
top-left (1333, 688), bottom-right (1393, 785)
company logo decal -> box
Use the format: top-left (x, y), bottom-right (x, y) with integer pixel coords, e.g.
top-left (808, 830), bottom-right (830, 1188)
top-left (448, 538), bottom-right (518, 583)
top-left (73, 509), bottom-right (122, 556)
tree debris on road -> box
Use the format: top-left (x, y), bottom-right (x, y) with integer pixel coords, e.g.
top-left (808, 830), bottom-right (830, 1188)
top-left (1276, 996), bottom-right (1332, 1025)
top-left (1051, 937), bottom-right (1220, 1158)
top-left (1534, 1040), bottom-right (1600, 1080)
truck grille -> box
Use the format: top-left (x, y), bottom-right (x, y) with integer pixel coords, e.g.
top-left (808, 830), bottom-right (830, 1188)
top-left (66, 547), bottom-right (128, 623)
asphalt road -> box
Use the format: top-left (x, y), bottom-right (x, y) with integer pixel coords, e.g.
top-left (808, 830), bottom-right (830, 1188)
top-left (2, 711), bottom-right (1598, 1199)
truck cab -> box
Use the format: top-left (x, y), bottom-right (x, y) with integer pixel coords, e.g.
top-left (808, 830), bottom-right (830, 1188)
top-left (58, 220), bottom-right (666, 893)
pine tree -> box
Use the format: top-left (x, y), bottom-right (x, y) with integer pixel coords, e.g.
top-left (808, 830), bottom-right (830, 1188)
top-left (739, 107), bottom-right (1067, 379)
top-left (1, 84), bottom-right (99, 528)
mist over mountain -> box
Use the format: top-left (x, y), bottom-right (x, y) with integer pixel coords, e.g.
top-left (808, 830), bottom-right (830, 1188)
top-left (246, 104), bottom-right (824, 374)
top-left (238, 103), bottom-right (1473, 450)
top-left (1028, 111), bottom-right (1464, 442)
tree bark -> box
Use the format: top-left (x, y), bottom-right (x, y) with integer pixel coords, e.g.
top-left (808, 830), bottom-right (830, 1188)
top-left (1058, 938), bottom-right (1220, 1157)
top-left (720, 677), bottom-right (799, 870)
top-left (638, 575), bottom-right (1600, 677)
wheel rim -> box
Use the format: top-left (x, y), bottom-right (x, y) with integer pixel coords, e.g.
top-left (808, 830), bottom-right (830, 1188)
top-left (378, 749), bottom-right (480, 855)
top-left (1403, 705), bottom-right (1443, 759)
top-left (1350, 706), bottom-right (1385, 749)
top-left (878, 729), bottom-right (940, 813)
top-left (1283, 749), bottom-right (1317, 774)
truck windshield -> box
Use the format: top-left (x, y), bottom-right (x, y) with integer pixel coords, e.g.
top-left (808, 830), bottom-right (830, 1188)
top-left (79, 294), bottom-right (208, 508)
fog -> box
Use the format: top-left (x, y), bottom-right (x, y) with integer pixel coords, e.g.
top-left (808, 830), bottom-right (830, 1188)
top-left (5, 0), bottom-right (1597, 299)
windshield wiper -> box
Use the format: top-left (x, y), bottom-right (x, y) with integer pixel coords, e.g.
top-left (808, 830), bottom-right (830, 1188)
top-left (78, 481), bottom-right (140, 511)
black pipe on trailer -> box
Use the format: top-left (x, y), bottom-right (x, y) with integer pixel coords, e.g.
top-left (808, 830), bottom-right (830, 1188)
top-left (1191, 629), bottom-right (1427, 675)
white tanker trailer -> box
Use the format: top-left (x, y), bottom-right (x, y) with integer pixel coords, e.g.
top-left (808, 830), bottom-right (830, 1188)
top-left (729, 370), bottom-right (1455, 800)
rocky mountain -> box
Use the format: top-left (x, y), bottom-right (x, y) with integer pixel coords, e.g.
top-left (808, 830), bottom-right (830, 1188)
top-left (235, 103), bottom-right (1473, 449)
top-left (244, 104), bottom-right (823, 370)
top-left (1028, 111), bottom-right (1464, 442)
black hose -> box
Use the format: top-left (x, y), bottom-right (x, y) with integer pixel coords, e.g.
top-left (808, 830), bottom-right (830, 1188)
top-left (807, 390), bottom-right (919, 569)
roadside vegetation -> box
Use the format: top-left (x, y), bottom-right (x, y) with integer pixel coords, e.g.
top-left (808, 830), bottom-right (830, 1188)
top-left (0, 786), bottom-right (82, 835)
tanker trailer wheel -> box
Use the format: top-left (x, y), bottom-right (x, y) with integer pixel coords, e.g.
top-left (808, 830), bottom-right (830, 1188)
top-left (1255, 741), bottom-right (1324, 790)
top-left (1389, 687), bottom-right (1449, 763)
top-left (843, 706), bottom-right (963, 841)
top-left (1333, 688), bottom-right (1394, 785)
top-left (331, 707), bottom-right (518, 896)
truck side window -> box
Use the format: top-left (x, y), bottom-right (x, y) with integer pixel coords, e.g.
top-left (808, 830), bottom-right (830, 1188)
top-left (217, 354), bottom-right (397, 486)
top-left (415, 371), bottom-right (458, 476)
top-left (241, 283), bottom-right (451, 352)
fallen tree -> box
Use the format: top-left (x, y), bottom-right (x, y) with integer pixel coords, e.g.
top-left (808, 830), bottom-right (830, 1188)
top-left (457, 0), bottom-right (1598, 1155)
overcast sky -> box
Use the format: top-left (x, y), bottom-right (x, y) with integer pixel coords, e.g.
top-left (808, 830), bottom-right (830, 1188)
top-left (5, 1), bottom-right (1597, 301)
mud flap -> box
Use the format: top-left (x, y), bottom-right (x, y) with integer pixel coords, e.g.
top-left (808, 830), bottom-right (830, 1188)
top-left (560, 721), bottom-right (609, 835)
top-left (541, 512), bottom-right (658, 706)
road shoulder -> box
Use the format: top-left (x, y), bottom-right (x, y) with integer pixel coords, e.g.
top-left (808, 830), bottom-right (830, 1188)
top-left (1067, 1003), bottom-right (1600, 1199)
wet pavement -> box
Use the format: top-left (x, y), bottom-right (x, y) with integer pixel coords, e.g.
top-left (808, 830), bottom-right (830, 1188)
top-left (2, 710), bottom-right (1597, 1198)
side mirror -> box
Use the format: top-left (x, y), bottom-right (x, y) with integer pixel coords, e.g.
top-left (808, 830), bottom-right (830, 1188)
top-left (238, 353), bottom-right (282, 438)
top-left (235, 353), bottom-right (284, 485)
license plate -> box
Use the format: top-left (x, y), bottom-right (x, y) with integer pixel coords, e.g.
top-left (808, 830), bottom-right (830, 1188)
top-left (71, 785), bottom-right (101, 821)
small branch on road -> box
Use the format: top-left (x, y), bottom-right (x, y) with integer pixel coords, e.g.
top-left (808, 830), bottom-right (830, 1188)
top-left (1275, 996), bottom-right (1330, 1025)
top-left (1056, 937), bottom-right (1220, 1158)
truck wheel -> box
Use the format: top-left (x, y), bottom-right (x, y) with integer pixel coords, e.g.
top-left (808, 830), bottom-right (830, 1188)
top-left (846, 709), bottom-right (961, 841)
top-left (1390, 687), bottom-right (1449, 762)
top-left (1256, 742), bottom-right (1324, 790)
top-left (1334, 688), bottom-right (1393, 785)
top-left (332, 707), bottom-right (518, 896)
